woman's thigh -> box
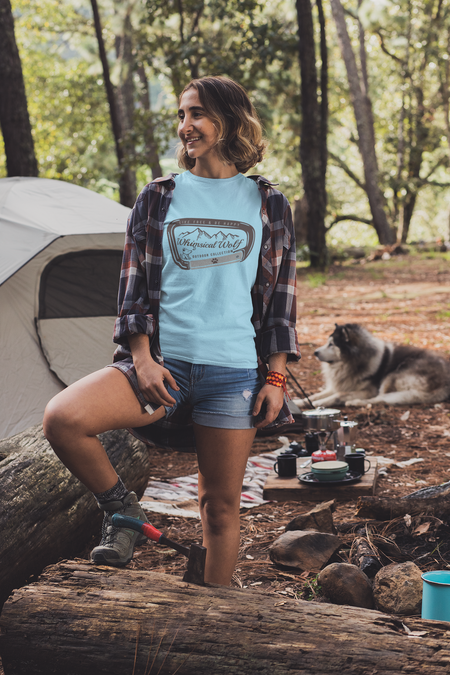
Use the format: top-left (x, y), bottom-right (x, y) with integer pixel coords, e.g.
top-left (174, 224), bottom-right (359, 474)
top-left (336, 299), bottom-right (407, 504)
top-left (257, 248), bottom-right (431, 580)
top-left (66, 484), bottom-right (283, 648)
top-left (44, 367), bottom-right (165, 436)
top-left (194, 424), bottom-right (257, 508)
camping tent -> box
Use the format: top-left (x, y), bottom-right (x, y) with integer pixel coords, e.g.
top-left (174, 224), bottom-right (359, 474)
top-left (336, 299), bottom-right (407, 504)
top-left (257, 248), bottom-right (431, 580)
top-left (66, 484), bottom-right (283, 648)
top-left (0, 177), bottom-right (131, 440)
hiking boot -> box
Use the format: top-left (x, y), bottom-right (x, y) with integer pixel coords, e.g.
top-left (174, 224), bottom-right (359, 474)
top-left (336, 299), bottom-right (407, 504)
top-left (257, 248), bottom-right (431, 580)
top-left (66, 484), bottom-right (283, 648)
top-left (90, 491), bottom-right (148, 567)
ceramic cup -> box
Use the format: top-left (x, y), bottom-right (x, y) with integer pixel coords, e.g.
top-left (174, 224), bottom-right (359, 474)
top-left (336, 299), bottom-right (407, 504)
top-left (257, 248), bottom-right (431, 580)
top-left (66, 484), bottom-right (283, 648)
top-left (274, 453), bottom-right (297, 478)
top-left (345, 452), bottom-right (371, 475)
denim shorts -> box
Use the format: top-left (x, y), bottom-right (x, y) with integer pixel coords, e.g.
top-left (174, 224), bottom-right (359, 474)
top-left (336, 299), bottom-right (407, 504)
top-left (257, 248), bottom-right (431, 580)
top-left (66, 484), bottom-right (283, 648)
top-left (158, 357), bottom-right (261, 429)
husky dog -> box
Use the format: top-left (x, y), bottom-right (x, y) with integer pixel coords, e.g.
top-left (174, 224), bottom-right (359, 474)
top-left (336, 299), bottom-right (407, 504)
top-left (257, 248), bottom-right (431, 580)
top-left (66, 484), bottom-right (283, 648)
top-left (295, 323), bottom-right (450, 408)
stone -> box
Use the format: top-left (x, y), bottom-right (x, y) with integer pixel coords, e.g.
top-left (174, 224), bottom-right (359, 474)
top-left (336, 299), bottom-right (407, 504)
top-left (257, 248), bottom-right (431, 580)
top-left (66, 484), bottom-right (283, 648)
top-left (318, 563), bottom-right (374, 609)
top-left (269, 530), bottom-right (342, 573)
top-left (285, 500), bottom-right (337, 534)
top-left (373, 562), bottom-right (423, 616)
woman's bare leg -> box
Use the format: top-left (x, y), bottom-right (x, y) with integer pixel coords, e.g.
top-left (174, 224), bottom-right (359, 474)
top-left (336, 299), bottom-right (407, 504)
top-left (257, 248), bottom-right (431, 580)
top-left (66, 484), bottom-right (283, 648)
top-left (194, 423), bottom-right (256, 586)
top-left (43, 367), bottom-right (165, 493)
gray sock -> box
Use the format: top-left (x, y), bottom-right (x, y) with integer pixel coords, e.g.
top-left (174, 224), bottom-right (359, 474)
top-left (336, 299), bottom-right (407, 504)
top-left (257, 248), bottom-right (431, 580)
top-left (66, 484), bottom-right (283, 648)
top-left (94, 476), bottom-right (129, 507)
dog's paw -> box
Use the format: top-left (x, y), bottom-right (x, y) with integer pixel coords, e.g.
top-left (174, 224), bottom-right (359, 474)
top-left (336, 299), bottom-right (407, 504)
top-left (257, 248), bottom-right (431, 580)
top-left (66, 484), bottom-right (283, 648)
top-left (292, 397), bottom-right (308, 408)
top-left (345, 399), bottom-right (372, 408)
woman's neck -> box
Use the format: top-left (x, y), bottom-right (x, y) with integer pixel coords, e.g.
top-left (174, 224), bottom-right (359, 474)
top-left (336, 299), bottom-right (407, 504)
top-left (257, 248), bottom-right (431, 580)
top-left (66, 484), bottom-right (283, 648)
top-left (190, 157), bottom-right (239, 179)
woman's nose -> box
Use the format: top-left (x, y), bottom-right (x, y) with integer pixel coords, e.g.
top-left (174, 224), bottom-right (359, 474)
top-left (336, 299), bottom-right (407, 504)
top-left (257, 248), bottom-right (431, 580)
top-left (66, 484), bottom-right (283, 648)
top-left (179, 116), bottom-right (192, 133)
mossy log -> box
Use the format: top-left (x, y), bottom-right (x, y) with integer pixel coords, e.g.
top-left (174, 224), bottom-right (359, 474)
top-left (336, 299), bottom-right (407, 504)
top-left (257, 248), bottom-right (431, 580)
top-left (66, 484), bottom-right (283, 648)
top-left (1, 561), bottom-right (450, 674)
top-left (0, 425), bottom-right (151, 608)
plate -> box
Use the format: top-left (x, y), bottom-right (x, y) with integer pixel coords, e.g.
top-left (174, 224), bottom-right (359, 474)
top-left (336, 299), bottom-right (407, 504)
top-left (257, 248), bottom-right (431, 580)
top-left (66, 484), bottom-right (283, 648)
top-left (298, 471), bottom-right (362, 486)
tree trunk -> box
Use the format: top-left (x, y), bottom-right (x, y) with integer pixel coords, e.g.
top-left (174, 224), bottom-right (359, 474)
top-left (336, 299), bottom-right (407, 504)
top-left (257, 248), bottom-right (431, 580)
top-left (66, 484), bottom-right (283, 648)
top-left (137, 65), bottom-right (163, 179)
top-left (0, 0), bottom-right (38, 176)
top-left (115, 7), bottom-right (137, 200)
top-left (90, 0), bottom-right (136, 207)
top-left (330, 0), bottom-right (395, 245)
top-left (0, 425), bottom-right (151, 609)
top-left (1, 561), bottom-right (450, 675)
top-left (296, 0), bottom-right (328, 269)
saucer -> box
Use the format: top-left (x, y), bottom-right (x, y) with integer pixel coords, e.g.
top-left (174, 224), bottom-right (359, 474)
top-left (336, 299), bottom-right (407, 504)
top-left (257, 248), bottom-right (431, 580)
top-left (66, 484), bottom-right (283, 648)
top-left (298, 471), bottom-right (362, 486)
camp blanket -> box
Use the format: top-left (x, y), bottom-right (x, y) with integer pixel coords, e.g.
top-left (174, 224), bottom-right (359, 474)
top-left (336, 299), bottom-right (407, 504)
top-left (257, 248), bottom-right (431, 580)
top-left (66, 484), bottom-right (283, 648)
top-left (140, 444), bottom-right (291, 519)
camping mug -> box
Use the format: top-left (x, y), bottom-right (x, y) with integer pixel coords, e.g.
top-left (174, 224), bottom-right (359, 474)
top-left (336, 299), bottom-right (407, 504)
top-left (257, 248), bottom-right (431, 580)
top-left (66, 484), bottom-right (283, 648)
top-left (274, 453), bottom-right (297, 478)
top-left (345, 452), bottom-right (371, 475)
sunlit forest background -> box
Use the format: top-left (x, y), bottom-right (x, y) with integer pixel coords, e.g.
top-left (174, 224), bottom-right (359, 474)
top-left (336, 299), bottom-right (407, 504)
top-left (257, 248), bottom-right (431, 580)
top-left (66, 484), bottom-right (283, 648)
top-left (1, 0), bottom-right (450, 255)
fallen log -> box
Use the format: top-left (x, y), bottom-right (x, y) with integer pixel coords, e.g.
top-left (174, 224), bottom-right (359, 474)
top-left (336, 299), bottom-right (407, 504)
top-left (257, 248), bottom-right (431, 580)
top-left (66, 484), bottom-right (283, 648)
top-left (0, 424), bottom-right (151, 608)
top-left (356, 488), bottom-right (450, 521)
top-left (1, 561), bottom-right (450, 675)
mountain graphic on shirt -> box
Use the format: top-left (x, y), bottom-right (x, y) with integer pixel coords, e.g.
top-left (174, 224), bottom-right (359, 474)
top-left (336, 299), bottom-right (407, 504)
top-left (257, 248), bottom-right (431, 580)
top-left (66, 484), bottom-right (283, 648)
top-left (178, 228), bottom-right (241, 242)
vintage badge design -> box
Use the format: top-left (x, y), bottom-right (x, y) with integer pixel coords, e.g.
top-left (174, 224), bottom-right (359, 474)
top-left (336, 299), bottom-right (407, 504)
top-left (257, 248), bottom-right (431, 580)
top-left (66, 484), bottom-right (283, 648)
top-left (167, 218), bottom-right (255, 270)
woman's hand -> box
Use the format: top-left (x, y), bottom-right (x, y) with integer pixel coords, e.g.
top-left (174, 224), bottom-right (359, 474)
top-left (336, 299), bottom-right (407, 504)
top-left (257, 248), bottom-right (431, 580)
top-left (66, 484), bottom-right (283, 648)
top-left (252, 353), bottom-right (288, 428)
top-left (252, 383), bottom-right (285, 428)
top-left (129, 334), bottom-right (179, 408)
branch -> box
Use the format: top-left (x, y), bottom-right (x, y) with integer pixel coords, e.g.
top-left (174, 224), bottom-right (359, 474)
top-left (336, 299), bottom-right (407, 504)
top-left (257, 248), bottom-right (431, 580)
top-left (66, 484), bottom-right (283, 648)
top-left (375, 30), bottom-right (406, 68)
top-left (420, 154), bottom-right (449, 183)
top-left (328, 151), bottom-right (366, 191)
top-left (422, 180), bottom-right (450, 188)
top-left (327, 215), bottom-right (373, 231)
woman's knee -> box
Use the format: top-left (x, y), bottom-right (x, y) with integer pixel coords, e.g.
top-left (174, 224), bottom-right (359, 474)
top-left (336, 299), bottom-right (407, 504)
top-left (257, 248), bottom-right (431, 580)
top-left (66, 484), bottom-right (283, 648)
top-left (43, 394), bottom-right (82, 445)
top-left (199, 494), bottom-right (239, 535)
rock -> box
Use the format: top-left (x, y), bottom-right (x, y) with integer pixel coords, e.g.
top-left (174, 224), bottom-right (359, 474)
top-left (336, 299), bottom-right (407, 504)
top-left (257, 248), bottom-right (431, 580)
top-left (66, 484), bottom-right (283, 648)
top-left (318, 563), bottom-right (374, 609)
top-left (269, 530), bottom-right (342, 573)
top-left (285, 500), bottom-right (337, 534)
top-left (373, 562), bottom-right (423, 616)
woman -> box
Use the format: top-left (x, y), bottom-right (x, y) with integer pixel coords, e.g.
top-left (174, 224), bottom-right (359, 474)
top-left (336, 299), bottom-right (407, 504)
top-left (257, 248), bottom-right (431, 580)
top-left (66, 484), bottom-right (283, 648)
top-left (43, 76), bottom-right (300, 586)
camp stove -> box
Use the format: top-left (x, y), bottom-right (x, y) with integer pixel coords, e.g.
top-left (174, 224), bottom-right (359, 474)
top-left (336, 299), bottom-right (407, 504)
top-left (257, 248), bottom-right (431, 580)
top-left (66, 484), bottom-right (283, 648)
top-left (291, 408), bottom-right (359, 461)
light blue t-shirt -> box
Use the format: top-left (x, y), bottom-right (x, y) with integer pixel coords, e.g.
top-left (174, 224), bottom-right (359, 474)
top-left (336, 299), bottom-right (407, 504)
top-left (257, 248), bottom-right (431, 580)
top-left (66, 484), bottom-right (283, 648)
top-left (159, 171), bottom-right (262, 368)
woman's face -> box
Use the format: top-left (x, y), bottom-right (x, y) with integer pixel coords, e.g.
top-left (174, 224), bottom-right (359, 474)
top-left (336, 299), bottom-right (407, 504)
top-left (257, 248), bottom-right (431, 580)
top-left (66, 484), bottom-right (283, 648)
top-left (177, 88), bottom-right (218, 163)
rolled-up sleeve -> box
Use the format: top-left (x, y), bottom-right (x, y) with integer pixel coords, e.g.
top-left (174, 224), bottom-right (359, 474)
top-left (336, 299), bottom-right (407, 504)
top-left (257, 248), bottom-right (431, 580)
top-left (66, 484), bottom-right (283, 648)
top-left (113, 189), bottom-right (157, 346)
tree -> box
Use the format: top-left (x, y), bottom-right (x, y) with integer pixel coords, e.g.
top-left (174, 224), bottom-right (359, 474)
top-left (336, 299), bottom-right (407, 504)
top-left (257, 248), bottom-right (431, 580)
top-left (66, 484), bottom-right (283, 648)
top-left (90, 0), bottom-right (136, 206)
top-left (363, 0), bottom-right (450, 243)
top-left (330, 0), bottom-right (395, 245)
top-left (0, 0), bottom-right (38, 176)
top-left (296, 0), bottom-right (328, 268)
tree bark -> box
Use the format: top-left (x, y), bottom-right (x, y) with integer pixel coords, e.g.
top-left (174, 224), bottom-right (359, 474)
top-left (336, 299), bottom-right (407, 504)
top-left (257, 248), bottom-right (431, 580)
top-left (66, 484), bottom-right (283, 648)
top-left (137, 65), bottom-right (163, 179)
top-left (1, 561), bottom-right (450, 675)
top-left (296, 0), bottom-right (328, 269)
top-left (0, 0), bottom-right (38, 177)
top-left (115, 6), bottom-right (137, 200)
top-left (356, 485), bottom-right (450, 520)
top-left (0, 425), bottom-right (151, 609)
top-left (90, 0), bottom-right (136, 207)
top-left (330, 0), bottom-right (395, 245)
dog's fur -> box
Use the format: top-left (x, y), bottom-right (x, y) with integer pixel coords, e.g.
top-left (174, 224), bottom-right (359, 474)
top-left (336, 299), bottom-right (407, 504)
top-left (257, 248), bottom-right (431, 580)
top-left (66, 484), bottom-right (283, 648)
top-left (295, 323), bottom-right (450, 408)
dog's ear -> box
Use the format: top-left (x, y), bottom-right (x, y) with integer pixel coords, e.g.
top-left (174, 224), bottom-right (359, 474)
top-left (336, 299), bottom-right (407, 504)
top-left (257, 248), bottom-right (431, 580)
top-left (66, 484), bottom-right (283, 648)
top-left (342, 326), bottom-right (350, 342)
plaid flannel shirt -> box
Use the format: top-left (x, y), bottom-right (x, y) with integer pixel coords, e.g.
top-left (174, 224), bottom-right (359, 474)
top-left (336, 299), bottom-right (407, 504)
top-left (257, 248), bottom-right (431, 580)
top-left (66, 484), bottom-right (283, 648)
top-left (112, 173), bottom-right (300, 449)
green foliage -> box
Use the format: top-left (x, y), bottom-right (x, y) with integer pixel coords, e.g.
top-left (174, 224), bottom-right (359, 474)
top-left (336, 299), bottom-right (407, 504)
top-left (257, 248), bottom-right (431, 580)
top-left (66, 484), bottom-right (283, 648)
top-left (2, 0), bottom-right (449, 248)
top-left (306, 272), bottom-right (327, 288)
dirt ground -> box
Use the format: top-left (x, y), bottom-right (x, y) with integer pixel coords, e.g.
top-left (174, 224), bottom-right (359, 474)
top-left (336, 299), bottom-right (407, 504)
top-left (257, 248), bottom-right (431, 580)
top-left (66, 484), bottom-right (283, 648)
top-left (74, 251), bottom-right (450, 601)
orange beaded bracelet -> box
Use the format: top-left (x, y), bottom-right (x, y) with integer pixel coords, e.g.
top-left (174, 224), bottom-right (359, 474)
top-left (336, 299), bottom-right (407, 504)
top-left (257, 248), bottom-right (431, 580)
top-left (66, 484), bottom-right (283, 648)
top-left (266, 370), bottom-right (290, 399)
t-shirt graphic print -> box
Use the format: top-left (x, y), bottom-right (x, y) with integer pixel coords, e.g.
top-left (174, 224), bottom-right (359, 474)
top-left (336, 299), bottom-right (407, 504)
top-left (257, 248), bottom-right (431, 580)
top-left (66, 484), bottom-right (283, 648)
top-left (159, 170), bottom-right (262, 368)
top-left (167, 218), bottom-right (255, 270)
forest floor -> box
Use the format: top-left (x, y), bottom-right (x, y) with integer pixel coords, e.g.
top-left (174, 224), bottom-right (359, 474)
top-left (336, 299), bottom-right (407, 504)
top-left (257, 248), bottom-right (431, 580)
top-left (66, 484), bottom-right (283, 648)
top-left (75, 250), bottom-right (450, 603)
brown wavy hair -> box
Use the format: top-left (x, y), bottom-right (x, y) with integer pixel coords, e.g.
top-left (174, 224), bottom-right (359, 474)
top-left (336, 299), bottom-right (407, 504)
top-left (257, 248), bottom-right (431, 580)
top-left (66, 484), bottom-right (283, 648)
top-left (177, 76), bottom-right (267, 174)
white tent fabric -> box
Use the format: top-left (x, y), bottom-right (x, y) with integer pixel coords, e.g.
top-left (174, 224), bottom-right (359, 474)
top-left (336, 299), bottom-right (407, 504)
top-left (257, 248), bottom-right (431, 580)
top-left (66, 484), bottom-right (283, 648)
top-left (0, 177), bottom-right (131, 440)
top-left (0, 177), bottom-right (129, 286)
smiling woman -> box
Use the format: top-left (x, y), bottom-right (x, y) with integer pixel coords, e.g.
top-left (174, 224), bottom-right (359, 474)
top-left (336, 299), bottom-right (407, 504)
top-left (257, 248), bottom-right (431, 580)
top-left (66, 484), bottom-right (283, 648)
top-left (43, 75), bottom-right (299, 588)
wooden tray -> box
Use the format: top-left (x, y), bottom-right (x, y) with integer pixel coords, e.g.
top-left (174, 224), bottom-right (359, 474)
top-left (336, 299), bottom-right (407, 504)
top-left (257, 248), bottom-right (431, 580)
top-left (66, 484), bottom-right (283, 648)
top-left (263, 457), bottom-right (379, 503)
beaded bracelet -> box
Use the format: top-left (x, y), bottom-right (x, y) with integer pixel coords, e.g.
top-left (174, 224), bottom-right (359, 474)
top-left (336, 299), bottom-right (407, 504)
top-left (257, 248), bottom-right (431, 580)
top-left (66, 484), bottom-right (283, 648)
top-left (266, 370), bottom-right (290, 399)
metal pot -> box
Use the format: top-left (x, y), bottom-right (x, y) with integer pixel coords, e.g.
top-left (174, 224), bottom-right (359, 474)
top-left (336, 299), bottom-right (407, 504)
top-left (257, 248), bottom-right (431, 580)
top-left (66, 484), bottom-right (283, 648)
top-left (302, 407), bottom-right (341, 431)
